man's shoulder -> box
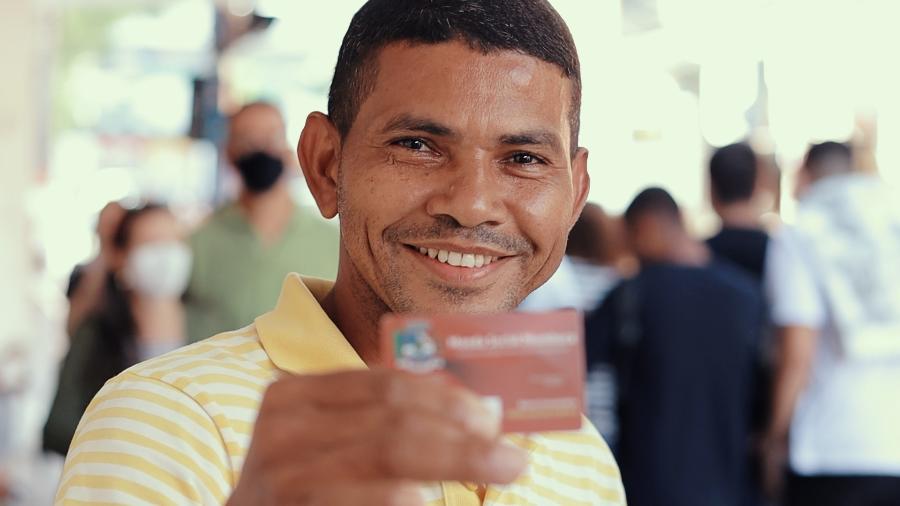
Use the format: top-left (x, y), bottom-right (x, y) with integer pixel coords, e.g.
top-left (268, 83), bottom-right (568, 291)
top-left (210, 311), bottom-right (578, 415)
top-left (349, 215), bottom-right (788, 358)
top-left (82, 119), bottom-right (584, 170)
top-left (710, 226), bottom-right (769, 243)
top-left (701, 263), bottom-right (763, 318)
top-left (114, 326), bottom-right (278, 399)
top-left (58, 329), bottom-right (271, 505)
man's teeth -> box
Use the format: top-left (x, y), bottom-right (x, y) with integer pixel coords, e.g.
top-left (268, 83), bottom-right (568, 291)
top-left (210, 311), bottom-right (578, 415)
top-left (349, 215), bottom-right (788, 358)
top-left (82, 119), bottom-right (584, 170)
top-left (417, 247), bottom-right (495, 268)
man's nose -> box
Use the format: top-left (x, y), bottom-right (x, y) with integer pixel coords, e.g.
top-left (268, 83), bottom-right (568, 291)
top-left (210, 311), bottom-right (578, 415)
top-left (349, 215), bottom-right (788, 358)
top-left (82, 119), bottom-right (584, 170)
top-left (425, 157), bottom-right (507, 229)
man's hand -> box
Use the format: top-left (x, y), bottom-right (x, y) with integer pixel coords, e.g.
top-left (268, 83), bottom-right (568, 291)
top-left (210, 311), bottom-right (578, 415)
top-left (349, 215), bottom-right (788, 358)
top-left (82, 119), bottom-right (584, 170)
top-left (227, 369), bottom-right (528, 505)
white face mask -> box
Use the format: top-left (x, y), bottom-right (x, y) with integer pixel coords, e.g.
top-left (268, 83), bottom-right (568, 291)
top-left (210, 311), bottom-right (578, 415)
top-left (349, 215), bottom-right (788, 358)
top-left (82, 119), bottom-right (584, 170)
top-left (122, 241), bottom-right (192, 298)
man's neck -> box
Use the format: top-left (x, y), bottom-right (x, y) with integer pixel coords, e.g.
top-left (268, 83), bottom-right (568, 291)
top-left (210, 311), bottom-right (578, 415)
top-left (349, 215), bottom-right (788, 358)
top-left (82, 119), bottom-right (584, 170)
top-left (238, 183), bottom-right (294, 247)
top-left (716, 201), bottom-right (762, 230)
top-left (650, 234), bottom-right (710, 268)
top-left (320, 262), bottom-right (387, 366)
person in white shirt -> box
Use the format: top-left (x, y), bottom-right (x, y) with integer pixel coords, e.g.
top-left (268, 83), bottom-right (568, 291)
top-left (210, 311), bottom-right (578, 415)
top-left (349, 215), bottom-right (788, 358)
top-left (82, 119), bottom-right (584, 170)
top-left (763, 141), bottom-right (900, 505)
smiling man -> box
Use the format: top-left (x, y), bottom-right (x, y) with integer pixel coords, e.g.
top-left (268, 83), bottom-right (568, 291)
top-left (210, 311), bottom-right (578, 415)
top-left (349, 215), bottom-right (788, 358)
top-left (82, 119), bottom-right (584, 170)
top-left (55, 1), bottom-right (626, 505)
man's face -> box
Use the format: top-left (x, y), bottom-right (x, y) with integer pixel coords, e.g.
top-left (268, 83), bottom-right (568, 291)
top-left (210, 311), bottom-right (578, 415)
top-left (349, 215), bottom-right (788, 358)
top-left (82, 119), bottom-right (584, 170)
top-left (331, 41), bottom-right (588, 314)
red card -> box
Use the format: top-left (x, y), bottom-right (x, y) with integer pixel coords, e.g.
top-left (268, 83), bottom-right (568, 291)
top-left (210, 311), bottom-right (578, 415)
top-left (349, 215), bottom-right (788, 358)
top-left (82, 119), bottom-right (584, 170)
top-left (381, 310), bottom-right (584, 433)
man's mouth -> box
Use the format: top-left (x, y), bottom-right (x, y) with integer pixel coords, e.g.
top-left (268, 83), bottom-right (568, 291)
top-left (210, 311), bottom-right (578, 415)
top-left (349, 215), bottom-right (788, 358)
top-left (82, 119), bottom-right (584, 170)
top-left (412, 246), bottom-right (498, 269)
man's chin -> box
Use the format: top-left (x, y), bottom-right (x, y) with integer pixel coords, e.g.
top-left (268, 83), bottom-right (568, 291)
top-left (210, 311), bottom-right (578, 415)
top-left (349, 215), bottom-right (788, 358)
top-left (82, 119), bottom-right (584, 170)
top-left (390, 285), bottom-right (520, 315)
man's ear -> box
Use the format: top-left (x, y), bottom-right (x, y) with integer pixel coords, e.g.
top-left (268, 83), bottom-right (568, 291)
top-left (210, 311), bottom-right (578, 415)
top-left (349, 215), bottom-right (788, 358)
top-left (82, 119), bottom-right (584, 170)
top-left (298, 112), bottom-right (341, 219)
top-left (570, 147), bottom-right (591, 229)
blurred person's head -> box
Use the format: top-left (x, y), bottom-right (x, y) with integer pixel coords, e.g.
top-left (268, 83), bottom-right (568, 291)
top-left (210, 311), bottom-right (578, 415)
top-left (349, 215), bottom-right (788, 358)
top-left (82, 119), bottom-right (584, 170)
top-left (111, 205), bottom-right (191, 300)
top-left (87, 204), bottom-right (189, 396)
top-left (794, 141), bottom-right (853, 197)
top-left (299, 0), bottom-right (587, 315)
top-left (803, 141), bottom-right (853, 181)
top-left (96, 201), bottom-right (125, 257)
top-left (624, 187), bottom-right (687, 263)
top-left (709, 142), bottom-right (758, 214)
top-left (226, 102), bottom-right (291, 195)
top-left (567, 203), bottom-right (609, 264)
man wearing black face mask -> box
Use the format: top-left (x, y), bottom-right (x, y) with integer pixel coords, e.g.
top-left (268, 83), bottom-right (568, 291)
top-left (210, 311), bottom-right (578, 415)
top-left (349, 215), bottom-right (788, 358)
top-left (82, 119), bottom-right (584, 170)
top-left (185, 102), bottom-right (339, 342)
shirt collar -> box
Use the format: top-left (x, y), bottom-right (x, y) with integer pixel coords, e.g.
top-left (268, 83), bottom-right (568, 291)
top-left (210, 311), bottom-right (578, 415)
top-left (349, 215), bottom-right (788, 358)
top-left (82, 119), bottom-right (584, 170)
top-left (255, 273), bottom-right (366, 374)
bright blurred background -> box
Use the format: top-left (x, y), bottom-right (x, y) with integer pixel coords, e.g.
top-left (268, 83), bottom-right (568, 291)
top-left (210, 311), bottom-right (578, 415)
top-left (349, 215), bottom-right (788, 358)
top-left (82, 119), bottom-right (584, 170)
top-left (2, 0), bottom-right (900, 502)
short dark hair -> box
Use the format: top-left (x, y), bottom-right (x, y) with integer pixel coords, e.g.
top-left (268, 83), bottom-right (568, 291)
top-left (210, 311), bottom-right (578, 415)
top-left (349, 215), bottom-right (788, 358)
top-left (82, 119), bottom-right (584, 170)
top-left (709, 142), bottom-right (757, 204)
top-left (624, 187), bottom-right (680, 227)
top-left (113, 203), bottom-right (167, 250)
top-left (804, 141), bottom-right (852, 178)
top-left (327, 0), bottom-right (582, 152)
top-left (566, 203), bottom-right (606, 260)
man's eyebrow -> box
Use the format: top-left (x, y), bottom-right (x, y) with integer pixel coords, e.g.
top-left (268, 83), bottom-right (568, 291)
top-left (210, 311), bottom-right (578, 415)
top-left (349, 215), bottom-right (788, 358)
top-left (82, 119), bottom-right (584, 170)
top-left (380, 114), bottom-right (456, 137)
top-left (500, 131), bottom-right (563, 152)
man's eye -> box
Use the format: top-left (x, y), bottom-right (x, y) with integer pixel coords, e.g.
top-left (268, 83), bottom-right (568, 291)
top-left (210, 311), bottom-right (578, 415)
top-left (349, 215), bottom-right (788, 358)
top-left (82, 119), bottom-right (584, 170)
top-left (511, 152), bottom-right (543, 165)
top-left (395, 138), bottom-right (428, 151)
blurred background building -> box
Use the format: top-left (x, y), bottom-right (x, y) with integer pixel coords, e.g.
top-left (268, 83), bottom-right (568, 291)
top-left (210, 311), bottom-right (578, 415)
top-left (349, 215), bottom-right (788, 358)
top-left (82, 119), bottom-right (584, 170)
top-left (3, 0), bottom-right (900, 503)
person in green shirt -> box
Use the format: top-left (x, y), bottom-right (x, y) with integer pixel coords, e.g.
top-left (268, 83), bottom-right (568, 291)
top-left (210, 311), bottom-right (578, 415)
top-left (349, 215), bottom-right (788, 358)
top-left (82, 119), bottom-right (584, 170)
top-left (186, 102), bottom-right (339, 342)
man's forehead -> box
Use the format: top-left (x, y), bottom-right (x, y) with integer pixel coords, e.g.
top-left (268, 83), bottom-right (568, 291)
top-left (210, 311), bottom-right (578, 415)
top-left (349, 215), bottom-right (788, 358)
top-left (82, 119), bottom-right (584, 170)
top-left (231, 105), bottom-right (283, 131)
top-left (357, 40), bottom-right (572, 141)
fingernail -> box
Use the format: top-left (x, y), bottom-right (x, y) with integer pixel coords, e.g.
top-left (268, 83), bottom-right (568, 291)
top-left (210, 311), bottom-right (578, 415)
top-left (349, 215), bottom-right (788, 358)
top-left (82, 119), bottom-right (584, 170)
top-left (483, 444), bottom-right (528, 482)
top-left (466, 397), bottom-right (502, 439)
top-left (392, 485), bottom-right (425, 506)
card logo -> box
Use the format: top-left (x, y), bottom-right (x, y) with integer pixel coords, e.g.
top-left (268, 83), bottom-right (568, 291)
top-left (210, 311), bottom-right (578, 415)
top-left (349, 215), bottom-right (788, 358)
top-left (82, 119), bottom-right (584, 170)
top-left (393, 321), bottom-right (446, 373)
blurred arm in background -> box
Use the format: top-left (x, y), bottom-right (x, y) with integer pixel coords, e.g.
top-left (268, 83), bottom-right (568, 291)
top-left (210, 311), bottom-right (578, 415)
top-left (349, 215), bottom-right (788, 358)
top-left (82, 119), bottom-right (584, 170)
top-left (762, 229), bottom-right (825, 497)
top-left (65, 202), bottom-right (124, 337)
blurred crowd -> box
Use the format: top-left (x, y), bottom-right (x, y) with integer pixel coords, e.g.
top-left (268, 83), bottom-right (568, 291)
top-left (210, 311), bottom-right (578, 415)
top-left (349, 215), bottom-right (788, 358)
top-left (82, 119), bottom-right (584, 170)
top-left (0, 102), bottom-right (339, 503)
top-left (525, 140), bottom-right (900, 505)
top-left (3, 100), bottom-right (900, 505)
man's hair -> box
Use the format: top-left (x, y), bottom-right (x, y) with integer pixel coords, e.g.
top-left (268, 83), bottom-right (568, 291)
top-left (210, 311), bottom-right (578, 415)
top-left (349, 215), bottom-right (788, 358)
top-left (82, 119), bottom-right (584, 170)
top-left (328, 0), bottom-right (582, 152)
top-left (624, 187), bottom-right (680, 227)
top-left (804, 141), bottom-right (853, 178)
top-left (709, 142), bottom-right (757, 204)
top-left (113, 203), bottom-right (167, 250)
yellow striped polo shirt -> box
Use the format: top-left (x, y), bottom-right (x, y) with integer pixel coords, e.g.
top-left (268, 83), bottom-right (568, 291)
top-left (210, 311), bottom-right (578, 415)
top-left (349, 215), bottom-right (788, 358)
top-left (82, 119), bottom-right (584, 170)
top-left (56, 274), bottom-right (626, 505)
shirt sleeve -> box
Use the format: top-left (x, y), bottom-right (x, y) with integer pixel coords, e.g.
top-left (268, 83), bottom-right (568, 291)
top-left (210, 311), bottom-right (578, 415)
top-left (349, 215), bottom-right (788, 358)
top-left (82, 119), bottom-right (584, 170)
top-left (765, 228), bottom-right (826, 329)
top-left (55, 373), bottom-right (233, 505)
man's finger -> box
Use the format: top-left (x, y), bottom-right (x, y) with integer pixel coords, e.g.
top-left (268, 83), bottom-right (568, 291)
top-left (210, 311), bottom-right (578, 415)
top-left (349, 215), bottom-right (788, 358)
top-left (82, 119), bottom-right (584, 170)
top-left (292, 428), bottom-right (528, 484)
top-left (264, 370), bottom-right (499, 438)
top-left (260, 399), bottom-right (490, 472)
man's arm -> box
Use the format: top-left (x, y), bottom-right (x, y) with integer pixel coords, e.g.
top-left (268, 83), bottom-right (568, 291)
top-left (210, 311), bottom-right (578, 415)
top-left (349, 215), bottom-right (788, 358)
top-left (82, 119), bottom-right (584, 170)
top-left (59, 368), bottom-right (529, 506)
top-left (761, 325), bottom-right (817, 497)
top-left (65, 262), bottom-right (107, 338)
top-left (761, 229), bottom-right (825, 497)
top-left (767, 325), bottom-right (818, 445)
top-left (764, 228), bottom-right (825, 438)
top-left (227, 369), bottom-right (527, 505)
top-left (56, 373), bottom-right (233, 505)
